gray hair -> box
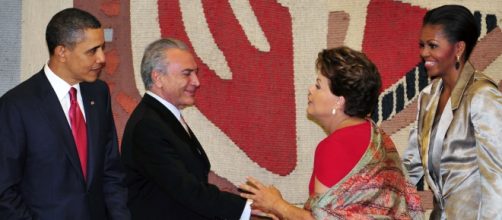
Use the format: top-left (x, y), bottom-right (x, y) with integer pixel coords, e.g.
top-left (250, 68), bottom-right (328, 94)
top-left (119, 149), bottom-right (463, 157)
top-left (140, 38), bottom-right (189, 90)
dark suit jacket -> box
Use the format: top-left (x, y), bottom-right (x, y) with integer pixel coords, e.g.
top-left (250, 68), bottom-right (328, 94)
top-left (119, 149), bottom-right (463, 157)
top-left (121, 94), bottom-right (246, 220)
top-left (0, 70), bottom-right (130, 220)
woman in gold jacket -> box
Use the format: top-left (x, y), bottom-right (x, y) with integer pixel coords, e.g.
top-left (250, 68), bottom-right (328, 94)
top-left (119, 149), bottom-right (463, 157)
top-left (403, 5), bottom-right (502, 220)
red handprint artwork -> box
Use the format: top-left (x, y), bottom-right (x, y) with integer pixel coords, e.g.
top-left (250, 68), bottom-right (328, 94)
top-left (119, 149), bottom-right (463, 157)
top-left (74, 1), bottom-right (502, 201)
top-left (158, 0), bottom-right (296, 175)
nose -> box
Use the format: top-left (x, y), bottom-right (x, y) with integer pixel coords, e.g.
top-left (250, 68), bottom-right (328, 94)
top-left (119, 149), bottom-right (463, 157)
top-left (308, 84), bottom-right (315, 93)
top-left (190, 73), bottom-right (200, 87)
top-left (96, 48), bottom-right (106, 64)
top-left (419, 47), bottom-right (429, 60)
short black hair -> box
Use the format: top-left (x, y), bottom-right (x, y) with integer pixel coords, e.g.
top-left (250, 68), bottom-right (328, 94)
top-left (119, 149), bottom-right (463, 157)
top-left (45, 8), bottom-right (101, 55)
top-left (316, 46), bottom-right (382, 118)
top-left (423, 5), bottom-right (480, 61)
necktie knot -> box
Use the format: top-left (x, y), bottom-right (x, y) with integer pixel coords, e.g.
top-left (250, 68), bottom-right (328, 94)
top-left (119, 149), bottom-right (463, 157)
top-left (69, 87), bottom-right (77, 104)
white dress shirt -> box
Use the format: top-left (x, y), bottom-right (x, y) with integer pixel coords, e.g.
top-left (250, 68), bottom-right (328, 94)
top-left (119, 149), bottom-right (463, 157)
top-left (44, 64), bottom-right (86, 126)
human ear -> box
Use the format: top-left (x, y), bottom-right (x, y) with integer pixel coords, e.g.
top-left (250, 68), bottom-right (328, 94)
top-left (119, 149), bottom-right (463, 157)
top-left (54, 45), bottom-right (66, 62)
top-left (455, 41), bottom-right (466, 60)
top-left (151, 71), bottom-right (163, 88)
top-left (337, 96), bottom-right (346, 107)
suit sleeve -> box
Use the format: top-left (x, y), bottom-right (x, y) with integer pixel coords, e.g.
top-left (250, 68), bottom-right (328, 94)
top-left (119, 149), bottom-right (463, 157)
top-left (402, 126), bottom-right (424, 186)
top-left (470, 83), bottom-right (502, 219)
top-left (402, 93), bottom-right (425, 186)
top-left (132, 118), bottom-right (245, 219)
top-left (0, 97), bottom-right (34, 219)
top-left (100, 86), bottom-right (131, 220)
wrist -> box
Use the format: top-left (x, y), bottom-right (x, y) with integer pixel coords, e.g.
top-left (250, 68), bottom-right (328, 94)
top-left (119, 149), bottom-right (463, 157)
top-left (273, 199), bottom-right (290, 219)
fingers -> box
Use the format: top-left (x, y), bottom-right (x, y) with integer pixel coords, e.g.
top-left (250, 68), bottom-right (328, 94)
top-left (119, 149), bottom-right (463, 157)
top-left (239, 191), bottom-right (253, 200)
top-left (270, 214), bottom-right (280, 220)
top-left (238, 184), bottom-right (254, 193)
top-left (246, 176), bottom-right (265, 189)
top-left (238, 182), bottom-right (258, 200)
top-left (251, 207), bottom-right (278, 219)
top-left (251, 209), bottom-right (267, 216)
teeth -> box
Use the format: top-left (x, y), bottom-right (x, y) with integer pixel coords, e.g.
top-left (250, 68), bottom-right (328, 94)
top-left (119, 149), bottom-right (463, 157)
top-left (425, 61), bottom-right (435, 66)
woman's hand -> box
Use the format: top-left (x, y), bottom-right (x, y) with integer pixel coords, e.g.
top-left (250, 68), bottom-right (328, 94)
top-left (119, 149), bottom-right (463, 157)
top-left (251, 209), bottom-right (279, 220)
top-left (239, 176), bottom-right (315, 220)
top-left (238, 176), bottom-right (285, 214)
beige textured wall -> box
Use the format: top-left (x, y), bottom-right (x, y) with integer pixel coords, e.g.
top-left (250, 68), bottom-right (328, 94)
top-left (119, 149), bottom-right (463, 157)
top-left (12, 1), bottom-right (502, 212)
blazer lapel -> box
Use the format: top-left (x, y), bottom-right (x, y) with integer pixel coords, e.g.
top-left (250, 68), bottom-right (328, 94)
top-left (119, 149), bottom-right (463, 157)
top-left (429, 101), bottom-right (453, 193)
top-left (143, 94), bottom-right (211, 170)
top-left (450, 62), bottom-right (475, 111)
top-left (418, 80), bottom-right (442, 197)
top-left (81, 83), bottom-right (97, 188)
top-left (187, 127), bottom-right (211, 170)
top-left (36, 72), bottom-right (86, 183)
top-left (429, 63), bottom-right (475, 198)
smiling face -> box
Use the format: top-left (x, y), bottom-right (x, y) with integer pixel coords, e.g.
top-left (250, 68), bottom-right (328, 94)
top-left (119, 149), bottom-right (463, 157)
top-left (57, 28), bottom-right (106, 85)
top-left (307, 73), bottom-right (339, 123)
top-left (153, 48), bottom-right (200, 109)
top-left (419, 24), bottom-right (459, 78)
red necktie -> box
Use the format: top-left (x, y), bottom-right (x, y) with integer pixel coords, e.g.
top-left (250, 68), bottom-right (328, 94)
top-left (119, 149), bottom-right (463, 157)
top-left (69, 87), bottom-right (88, 180)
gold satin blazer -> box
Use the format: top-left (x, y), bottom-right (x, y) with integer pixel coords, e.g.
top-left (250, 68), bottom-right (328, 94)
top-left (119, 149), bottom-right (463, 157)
top-left (403, 62), bottom-right (502, 220)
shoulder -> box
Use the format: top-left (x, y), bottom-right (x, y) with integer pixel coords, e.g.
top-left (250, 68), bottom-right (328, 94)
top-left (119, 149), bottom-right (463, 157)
top-left (0, 71), bottom-right (45, 106)
top-left (462, 71), bottom-right (501, 105)
top-left (469, 71), bottom-right (499, 93)
top-left (463, 71), bottom-right (502, 118)
top-left (81, 79), bottom-right (110, 94)
top-left (127, 100), bottom-right (170, 133)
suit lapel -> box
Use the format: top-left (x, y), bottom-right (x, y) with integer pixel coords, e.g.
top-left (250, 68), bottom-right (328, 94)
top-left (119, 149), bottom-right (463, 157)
top-left (430, 101), bottom-right (453, 191)
top-left (81, 83), bottom-right (97, 187)
top-left (143, 94), bottom-right (210, 170)
top-left (419, 80), bottom-right (442, 196)
top-left (426, 63), bottom-right (475, 198)
top-left (187, 127), bottom-right (211, 170)
top-left (36, 72), bottom-right (86, 183)
top-left (450, 62), bottom-right (475, 110)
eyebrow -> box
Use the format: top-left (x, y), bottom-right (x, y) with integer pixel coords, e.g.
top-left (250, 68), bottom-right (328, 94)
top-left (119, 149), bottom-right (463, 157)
top-left (87, 43), bottom-right (104, 53)
top-left (182, 68), bottom-right (198, 73)
top-left (419, 39), bottom-right (437, 45)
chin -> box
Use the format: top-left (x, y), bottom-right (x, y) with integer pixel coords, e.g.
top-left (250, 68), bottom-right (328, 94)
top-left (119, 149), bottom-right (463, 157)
top-left (306, 108), bottom-right (314, 116)
top-left (425, 69), bottom-right (439, 78)
top-left (83, 72), bottom-right (100, 82)
top-left (183, 99), bottom-right (195, 106)
top-left (83, 77), bottom-right (99, 83)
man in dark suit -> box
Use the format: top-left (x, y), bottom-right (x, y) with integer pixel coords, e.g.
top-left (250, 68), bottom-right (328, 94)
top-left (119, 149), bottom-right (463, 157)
top-left (121, 38), bottom-right (248, 219)
top-left (0, 8), bottom-right (130, 220)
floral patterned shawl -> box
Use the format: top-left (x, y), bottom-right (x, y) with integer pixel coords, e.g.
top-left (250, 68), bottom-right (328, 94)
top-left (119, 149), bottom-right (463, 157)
top-left (305, 122), bottom-right (423, 220)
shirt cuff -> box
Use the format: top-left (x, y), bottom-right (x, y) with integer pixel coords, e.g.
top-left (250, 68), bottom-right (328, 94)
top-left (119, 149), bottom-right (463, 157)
top-left (239, 199), bottom-right (252, 220)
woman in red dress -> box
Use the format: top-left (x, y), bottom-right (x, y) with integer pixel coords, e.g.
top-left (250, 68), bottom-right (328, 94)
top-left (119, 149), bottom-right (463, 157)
top-left (240, 46), bottom-right (423, 219)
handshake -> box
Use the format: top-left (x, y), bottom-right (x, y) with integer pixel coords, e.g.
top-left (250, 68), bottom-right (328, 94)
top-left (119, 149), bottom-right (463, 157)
top-left (238, 177), bottom-right (283, 220)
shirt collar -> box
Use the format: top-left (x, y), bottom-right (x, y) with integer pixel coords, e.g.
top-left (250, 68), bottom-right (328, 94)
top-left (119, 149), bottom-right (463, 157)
top-left (44, 63), bottom-right (81, 101)
top-left (450, 61), bottom-right (475, 110)
top-left (145, 91), bottom-right (182, 121)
